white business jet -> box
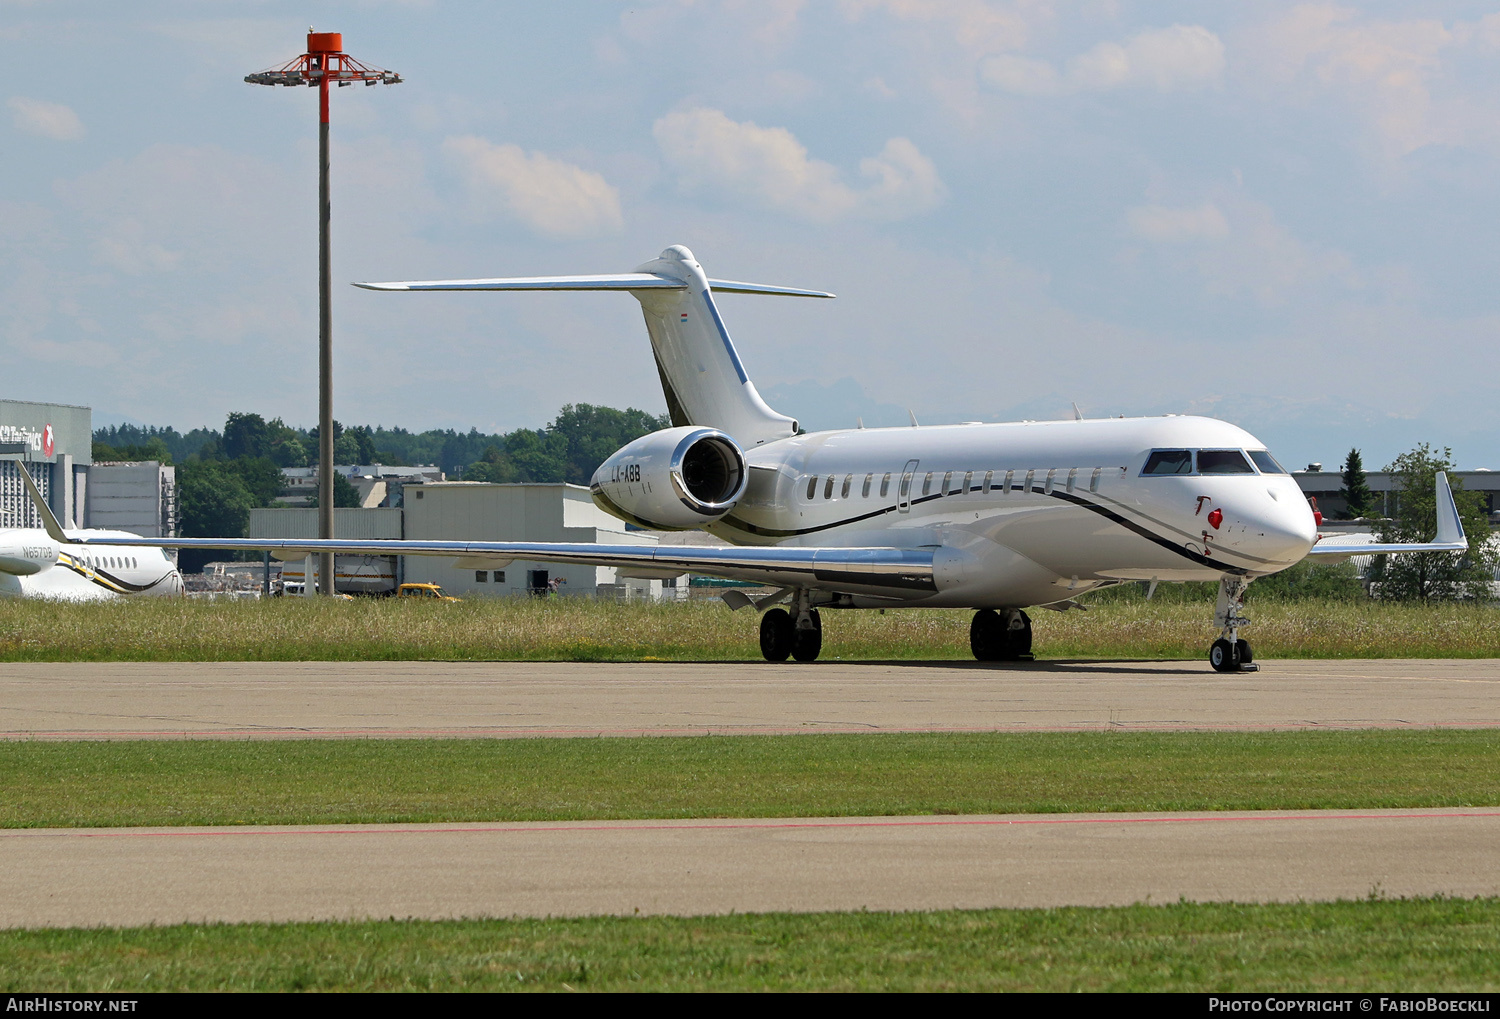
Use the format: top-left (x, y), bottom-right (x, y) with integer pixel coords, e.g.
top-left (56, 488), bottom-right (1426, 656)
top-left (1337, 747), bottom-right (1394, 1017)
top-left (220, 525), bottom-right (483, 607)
top-left (76, 245), bottom-right (1466, 670)
top-left (0, 460), bottom-right (184, 600)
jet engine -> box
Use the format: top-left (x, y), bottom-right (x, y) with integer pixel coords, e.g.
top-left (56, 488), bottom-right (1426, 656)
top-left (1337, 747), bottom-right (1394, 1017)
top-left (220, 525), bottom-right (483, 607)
top-left (590, 426), bottom-right (747, 530)
top-left (0, 536), bottom-right (58, 577)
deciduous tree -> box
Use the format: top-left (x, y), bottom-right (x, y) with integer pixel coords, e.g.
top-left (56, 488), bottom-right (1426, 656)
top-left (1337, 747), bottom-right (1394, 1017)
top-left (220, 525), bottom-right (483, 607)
top-left (1368, 443), bottom-right (1495, 601)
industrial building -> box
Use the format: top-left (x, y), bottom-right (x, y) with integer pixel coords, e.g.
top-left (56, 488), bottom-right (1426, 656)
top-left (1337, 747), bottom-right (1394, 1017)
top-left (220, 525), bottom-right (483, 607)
top-left (1292, 468), bottom-right (1500, 523)
top-left (248, 482), bottom-right (689, 599)
top-left (0, 399), bottom-right (90, 529)
top-left (279, 464), bottom-right (443, 508)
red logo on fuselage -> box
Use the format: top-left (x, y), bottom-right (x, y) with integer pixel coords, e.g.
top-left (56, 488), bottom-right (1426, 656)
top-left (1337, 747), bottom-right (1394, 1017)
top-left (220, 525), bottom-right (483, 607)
top-left (42, 425), bottom-right (54, 458)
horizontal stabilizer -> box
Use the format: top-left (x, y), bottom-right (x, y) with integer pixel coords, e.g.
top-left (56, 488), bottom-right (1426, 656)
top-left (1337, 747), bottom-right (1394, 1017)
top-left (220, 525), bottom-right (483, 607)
top-left (1307, 471), bottom-right (1468, 559)
top-left (355, 274), bottom-right (833, 298)
top-left (704, 279), bottom-right (834, 298)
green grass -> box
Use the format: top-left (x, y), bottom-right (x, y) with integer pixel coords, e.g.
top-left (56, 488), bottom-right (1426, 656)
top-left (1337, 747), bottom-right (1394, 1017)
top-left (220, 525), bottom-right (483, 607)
top-left (0, 595), bottom-right (1496, 661)
top-left (3, 730), bottom-right (1496, 829)
top-left (4, 898), bottom-right (1499, 991)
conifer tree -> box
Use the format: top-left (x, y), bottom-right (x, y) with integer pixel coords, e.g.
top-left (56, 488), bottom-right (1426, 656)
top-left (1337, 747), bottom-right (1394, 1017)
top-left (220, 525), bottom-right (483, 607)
top-left (1338, 448), bottom-right (1372, 519)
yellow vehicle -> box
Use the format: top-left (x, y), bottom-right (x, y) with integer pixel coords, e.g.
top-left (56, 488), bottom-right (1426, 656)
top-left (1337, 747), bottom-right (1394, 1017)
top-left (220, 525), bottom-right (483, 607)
top-left (395, 582), bottom-right (460, 602)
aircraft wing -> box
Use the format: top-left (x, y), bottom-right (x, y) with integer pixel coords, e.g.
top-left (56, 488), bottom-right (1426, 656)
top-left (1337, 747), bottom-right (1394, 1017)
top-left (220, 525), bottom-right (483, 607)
top-left (76, 535), bottom-right (938, 595)
top-left (1305, 472), bottom-right (1468, 560)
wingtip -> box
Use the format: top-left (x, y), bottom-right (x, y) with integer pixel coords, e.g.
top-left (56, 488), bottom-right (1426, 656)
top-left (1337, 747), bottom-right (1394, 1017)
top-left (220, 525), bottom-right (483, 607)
top-left (353, 282), bottom-right (408, 291)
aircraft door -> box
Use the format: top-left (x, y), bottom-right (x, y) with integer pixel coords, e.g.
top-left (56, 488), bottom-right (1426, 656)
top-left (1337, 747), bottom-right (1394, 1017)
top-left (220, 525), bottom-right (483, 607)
top-left (897, 459), bottom-right (919, 513)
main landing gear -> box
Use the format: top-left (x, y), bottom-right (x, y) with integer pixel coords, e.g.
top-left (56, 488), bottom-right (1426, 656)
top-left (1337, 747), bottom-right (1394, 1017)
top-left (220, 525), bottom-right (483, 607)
top-left (1209, 574), bottom-right (1258, 673)
top-left (760, 591), bottom-right (822, 662)
top-left (970, 608), bottom-right (1033, 662)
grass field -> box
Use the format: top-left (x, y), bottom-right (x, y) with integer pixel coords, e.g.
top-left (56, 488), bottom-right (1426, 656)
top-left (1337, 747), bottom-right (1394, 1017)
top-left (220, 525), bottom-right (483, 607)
top-left (3, 730), bottom-right (1496, 828)
top-left (0, 594), bottom-right (1496, 661)
top-left (4, 898), bottom-right (1499, 991)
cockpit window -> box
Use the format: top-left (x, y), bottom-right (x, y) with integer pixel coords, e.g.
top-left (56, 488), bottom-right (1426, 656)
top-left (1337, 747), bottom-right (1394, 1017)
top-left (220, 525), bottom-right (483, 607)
top-left (1247, 450), bottom-right (1287, 475)
top-left (1197, 450), bottom-right (1255, 475)
top-left (1142, 450), bottom-right (1194, 475)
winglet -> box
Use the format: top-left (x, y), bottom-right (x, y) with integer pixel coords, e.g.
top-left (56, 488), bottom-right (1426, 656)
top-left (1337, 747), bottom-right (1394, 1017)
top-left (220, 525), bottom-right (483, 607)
top-left (1307, 470), bottom-right (1468, 559)
top-left (1433, 471), bottom-right (1467, 549)
top-left (4, 456), bottom-right (68, 543)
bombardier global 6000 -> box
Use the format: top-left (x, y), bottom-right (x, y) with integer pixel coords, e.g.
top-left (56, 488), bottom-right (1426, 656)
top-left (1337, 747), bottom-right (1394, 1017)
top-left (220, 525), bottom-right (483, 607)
top-left (67, 245), bottom-right (1466, 671)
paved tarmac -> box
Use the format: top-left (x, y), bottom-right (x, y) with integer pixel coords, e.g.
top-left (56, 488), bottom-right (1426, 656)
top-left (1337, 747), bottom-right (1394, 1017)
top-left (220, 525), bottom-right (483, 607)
top-left (3, 808), bottom-right (1496, 928)
top-left (1, 659), bottom-right (1497, 740)
top-left (5, 659), bottom-right (1497, 926)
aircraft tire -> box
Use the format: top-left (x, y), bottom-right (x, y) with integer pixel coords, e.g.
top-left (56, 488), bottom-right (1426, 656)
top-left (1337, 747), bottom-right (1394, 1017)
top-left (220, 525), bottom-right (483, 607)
top-left (760, 608), bottom-right (794, 662)
top-left (1209, 638), bottom-right (1241, 673)
top-left (1235, 638), bottom-right (1253, 664)
top-left (791, 610), bottom-right (822, 662)
top-left (970, 609), bottom-right (1002, 661)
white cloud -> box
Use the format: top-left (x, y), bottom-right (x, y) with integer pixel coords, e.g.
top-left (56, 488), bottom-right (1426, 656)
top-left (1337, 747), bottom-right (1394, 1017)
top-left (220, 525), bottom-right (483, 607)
top-left (443, 137), bottom-right (623, 240)
top-left (653, 107), bottom-right (942, 222)
top-left (1244, 5), bottom-right (1472, 157)
top-left (982, 24), bottom-right (1225, 96)
top-left (1126, 203), bottom-right (1230, 243)
top-left (8, 97), bottom-right (83, 140)
top-left (1127, 195), bottom-right (1357, 307)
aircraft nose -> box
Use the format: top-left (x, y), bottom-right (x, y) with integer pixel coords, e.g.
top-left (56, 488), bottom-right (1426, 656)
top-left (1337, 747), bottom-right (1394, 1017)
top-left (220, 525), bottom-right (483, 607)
top-left (1240, 498), bottom-right (1317, 567)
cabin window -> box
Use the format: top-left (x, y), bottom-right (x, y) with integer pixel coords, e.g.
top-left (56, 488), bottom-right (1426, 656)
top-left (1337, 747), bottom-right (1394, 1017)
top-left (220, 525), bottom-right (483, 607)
top-left (922, 473), bottom-right (934, 496)
top-left (475, 571), bottom-right (488, 582)
top-left (824, 476), bottom-right (835, 499)
top-left (841, 474), bottom-right (853, 498)
top-left (806, 476), bottom-right (818, 499)
top-left (1248, 450), bottom-right (1287, 474)
top-left (1066, 468), bottom-right (1078, 493)
top-left (862, 473), bottom-right (873, 497)
top-left (1198, 450), bottom-right (1255, 475)
top-left (1089, 467), bottom-right (1102, 493)
top-left (495, 570), bottom-right (505, 583)
top-left (880, 473), bottom-right (892, 497)
top-left (941, 471), bottom-right (953, 495)
top-left (982, 470), bottom-right (993, 494)
top-left (1142, 450), bottom-right (1193, 475)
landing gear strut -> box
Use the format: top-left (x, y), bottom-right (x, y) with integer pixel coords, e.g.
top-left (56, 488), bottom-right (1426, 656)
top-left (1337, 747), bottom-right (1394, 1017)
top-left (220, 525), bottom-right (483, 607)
top-left (1209, 575), bottom-right (1257, 673)
top-left (759, 591), bottom-right (823, 662)
top-left (970, 608), bottom-right (1033, 662)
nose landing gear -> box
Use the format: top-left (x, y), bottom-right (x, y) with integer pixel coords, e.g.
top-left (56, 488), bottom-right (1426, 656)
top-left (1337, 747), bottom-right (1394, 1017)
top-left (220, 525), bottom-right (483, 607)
top-left (1209, 575), bottom-right (1258, 673)
top-left (970, 608), bottom-right (1033, 662)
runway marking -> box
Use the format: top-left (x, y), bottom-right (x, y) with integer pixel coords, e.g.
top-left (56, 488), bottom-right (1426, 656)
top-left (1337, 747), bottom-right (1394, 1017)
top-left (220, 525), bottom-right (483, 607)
top-left (7, 809), bottom-right (1498, 841)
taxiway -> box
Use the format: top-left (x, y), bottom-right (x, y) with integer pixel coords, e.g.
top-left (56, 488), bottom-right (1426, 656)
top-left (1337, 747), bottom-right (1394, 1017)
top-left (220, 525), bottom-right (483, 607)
top-left (2, 658), bottom-right (1497, 740)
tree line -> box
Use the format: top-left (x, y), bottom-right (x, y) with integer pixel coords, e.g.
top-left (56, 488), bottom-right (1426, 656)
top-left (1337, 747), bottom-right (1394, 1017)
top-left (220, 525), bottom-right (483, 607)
top-left (92, 404), bottom-right (667, 570)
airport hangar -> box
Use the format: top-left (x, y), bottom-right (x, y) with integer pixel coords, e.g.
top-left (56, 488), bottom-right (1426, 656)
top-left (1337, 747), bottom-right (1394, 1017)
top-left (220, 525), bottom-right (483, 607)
top-left (251, 481), bottom-right (697, 600)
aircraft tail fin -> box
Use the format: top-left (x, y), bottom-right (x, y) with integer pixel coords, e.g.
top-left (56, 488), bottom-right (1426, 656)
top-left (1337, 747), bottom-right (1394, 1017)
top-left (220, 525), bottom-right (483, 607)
top-left (356, 245), bottom-right (833, 447)
top-left (3, 455), bottom-right (68, 543)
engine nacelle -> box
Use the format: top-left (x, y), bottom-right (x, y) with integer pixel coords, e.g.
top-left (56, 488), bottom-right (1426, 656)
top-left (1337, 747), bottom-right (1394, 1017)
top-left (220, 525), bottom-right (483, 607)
top-left (590, 426), bottom-right (747, 530)
top-left (0, 534), bottom-right (58, 577)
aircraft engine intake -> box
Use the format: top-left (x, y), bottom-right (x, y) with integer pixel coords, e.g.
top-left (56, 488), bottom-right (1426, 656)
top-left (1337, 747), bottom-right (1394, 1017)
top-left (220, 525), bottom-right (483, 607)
top-left (590, 426), bottom-right (748, 530)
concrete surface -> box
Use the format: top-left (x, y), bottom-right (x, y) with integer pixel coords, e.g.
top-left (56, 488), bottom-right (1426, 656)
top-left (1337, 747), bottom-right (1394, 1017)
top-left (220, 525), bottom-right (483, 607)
top-left (1, 659), bottom-right (1497, 740)
top-left (3, 808), bottom-right (1496, 927)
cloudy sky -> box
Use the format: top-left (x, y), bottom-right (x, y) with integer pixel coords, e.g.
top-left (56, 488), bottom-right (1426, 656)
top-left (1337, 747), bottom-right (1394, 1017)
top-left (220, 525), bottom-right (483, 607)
top-left (4, 1), bottom-right (1499, 470)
